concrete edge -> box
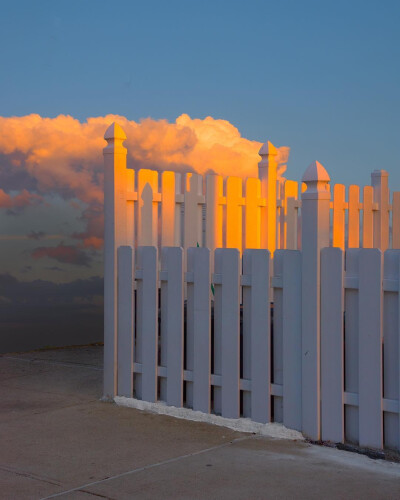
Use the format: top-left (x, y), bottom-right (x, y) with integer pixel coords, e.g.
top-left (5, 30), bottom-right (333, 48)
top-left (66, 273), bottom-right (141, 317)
top-left (114, 396), bottom-right (304, 441)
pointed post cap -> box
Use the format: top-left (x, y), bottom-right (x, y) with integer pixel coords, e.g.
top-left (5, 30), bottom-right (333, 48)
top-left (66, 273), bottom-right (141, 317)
top-left (302, 161), bottom-right (330, 183)
top-left (104, 122), bottom-right (127, 141)
top-left (302, 161), bottom-right (330, 200)
top-left (103, 122), bottom-right (127, 154)
top-left (258, 141), bottom-right (278, 157)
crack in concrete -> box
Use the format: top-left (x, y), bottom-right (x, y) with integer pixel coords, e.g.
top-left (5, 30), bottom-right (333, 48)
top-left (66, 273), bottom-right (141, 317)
top-left (40, 436), bottom-right (253, 499)
top-left (0, 464), bottom-right (61, 486)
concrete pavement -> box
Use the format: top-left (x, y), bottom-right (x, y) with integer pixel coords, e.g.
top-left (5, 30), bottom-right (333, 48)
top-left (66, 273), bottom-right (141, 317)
top-left (1, 345), bottom-right (399, 499)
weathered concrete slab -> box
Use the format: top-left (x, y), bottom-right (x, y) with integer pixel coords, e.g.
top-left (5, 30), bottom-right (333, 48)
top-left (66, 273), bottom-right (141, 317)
top-left (1, 345), bottom-right (399, 500)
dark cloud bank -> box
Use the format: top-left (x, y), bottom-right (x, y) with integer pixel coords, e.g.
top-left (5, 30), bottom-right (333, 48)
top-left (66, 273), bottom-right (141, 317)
top-left (0, 274), bottom-right (103, 353)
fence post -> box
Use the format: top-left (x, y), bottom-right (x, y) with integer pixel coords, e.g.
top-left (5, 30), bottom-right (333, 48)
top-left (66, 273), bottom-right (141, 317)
top-left (103, 122), bottom-right (128, 399)
top-left (301, 161), bottom-right (331, 440)
top-left (258, 141), bottom-right (278, 253)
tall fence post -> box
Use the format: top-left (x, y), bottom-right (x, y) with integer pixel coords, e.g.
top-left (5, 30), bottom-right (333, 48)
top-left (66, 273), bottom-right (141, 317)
top-left (301, 161), bottom-right (331, 440)
top-left (103, 122), bottom-right (128, 399)
top-left (258, 141), bottom-right (278, 253)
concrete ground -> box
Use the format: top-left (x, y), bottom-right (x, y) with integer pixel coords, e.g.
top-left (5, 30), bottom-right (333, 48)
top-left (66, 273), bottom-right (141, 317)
top-left (1, 346), bottom-right (400, 500)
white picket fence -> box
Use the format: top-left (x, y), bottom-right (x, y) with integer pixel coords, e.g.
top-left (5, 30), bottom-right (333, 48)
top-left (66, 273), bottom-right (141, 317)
top-left (103, 122), bottom-right (400, 452)
top-left (102, 125), bottom-right (400, 258)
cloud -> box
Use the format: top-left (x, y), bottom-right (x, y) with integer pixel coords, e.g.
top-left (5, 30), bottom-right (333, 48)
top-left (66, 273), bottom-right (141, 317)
top-left (31, 243), bottom-right (92, 267)
top-left (0, 113), bottom-right (265, 201)
top-left (27, 230), bottom-right (46, 240)
top-left (0, 113), bottom-right (289, 250)
top-left (0, 188), bottom-right (42, 212)
top-left (71, 202), bottom-right (104, 249)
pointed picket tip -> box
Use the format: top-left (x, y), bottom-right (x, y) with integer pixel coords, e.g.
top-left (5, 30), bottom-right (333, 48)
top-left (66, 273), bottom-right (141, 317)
top-left (104, 122), bottom-right (127, 141)
top-left (258, 141), bottom-right (278, 157)
top-left (302, 161), bottom-right (330, 183)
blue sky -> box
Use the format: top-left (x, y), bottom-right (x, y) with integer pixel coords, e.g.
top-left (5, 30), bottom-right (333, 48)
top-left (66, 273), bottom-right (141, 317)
top-left (1, 0), bottom-right (399, 349)
top-left (1, 0), bottom-right (400, 187)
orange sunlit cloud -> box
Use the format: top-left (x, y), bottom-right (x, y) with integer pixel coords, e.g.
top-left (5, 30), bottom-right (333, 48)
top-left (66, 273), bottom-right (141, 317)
top-left (0, 113), bottom-right (263, 202)
top-left (0, 188), bottom-right (42, 209)
top-left (0, 113), bottom-right (289, 251)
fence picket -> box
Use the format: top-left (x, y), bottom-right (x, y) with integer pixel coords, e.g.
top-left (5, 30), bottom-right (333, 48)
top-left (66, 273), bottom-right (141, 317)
top-left (242, 250), bottom-right (270, 423)
top-left (161, 172), bottom-right (176, 247)
top-left (137, 170), bottom-right (159, 246)
top-left (174, 173), bottom-right (183, 246)
top-left (382, 251), bottom-right (400, 450)
top-left (362, 186), bottom-right (374, 248)
top-left (321, 247), bottom-right (344, 442)
top-left (136, 246), bottom-right (158, 402)
top-left (348, 185), bottom-right (360, 248)
top-left (205, 175), bottom-right (223, 257)
top-left (281, 250), bottom-right (302, 431)
top-left (161, 247), bottom-right (184, 407)
top-left (333, 184), bottom-right (346, 249)
top-left (226, 177), bottom-right (244, 252)
top-left (126, 169), bottom-right (135, 246)
top-left (214, 249), bottom-right (240, 418)
top-left (272, 254), bottom-right (284, 422)
top-left (372, 170), bottom-right (389, 251)
top-left (117, 246), bottom-right (134, 397)
top-left (392, 192), bottom-right (400, 249)
top-left (187, 248), bottom-right (211, 413)
top-left (358, 249), bottom-right (383, 449)
top-left (344, 249), bottom-right (360, 444)
top-left (244, 178), bottom-right (263, 250)
top-left (281, 181), bottom-right (298, 250)
top-left (184, 173), bottom-right (204, 251)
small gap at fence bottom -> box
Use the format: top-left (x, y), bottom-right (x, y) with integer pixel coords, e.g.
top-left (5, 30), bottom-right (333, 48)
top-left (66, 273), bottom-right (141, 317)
top-left (114, 396), bottom-right (304, 441)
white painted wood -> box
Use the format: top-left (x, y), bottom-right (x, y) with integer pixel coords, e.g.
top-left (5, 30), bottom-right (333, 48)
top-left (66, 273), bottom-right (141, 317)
top-left (174, 173), bottom-right (183, 246)
top-left (258, 141), bottom-right (278, 253)
top-left (301, 161), bottom-right (331, 440)
top-left (271, 254), bottom-right (284, 422)
top-left (348, 185), bottom-right (360, 248)
top-left (321, 247), bottom-right (344, 443)
top-left (117, 246), bottom-right (134, 397)
top-left (281, 250), bottom-right (302, 432)
top-left (161, 247), bottom-right (184, 407)
top-left (362, 186), bottom-right (374, 248)
top-left (282, 181), bottom-right (298, 250)
top-left (184, 173), bottom-right (204, 251)
top-left (161, 171), bottom-right (176, 247)
top-left (392, 192), bottom-right (400, 249)
top-left (126, 168), bottom-right (135, 247)
top-left (286, 196), bottom-right (299, 250)
top-left (344, 249), bottom-right (360, 444)
top-left (103, 122), bottom-right (127, 399)
top-left (242, 249), bottom-right (270, 423)
top-left (226, 177), bottom-right (244, 252)
top-left (137, 169), bottom-right (159, 246)
top-left (215, 248), bottom-right (240, 418)
top-left (205, 174), bottom-right (223, 257)
top-left (187, 247), bottom-right (211, 413)
top-left (244, 178), bottom-right (264, 250)
top-left (358, 249), bottom-right (383, 449)
top-left (383, 250), bottom-right (400, 450)
top-left (136, 246), bottom-right (158, 403)
top-left (332, 183), bottom-right (346, 250)
top-left (372, 170), bottom-right (390, 251)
